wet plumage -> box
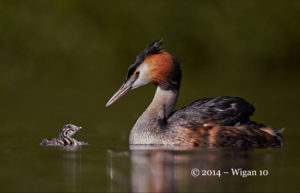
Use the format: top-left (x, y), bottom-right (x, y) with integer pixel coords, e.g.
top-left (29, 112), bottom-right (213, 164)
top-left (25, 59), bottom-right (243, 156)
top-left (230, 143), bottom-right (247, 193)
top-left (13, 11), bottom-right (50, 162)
top-left (168, 96), bottom-right (254, 127)
top-left (106, 40), bottom-right (284, 148)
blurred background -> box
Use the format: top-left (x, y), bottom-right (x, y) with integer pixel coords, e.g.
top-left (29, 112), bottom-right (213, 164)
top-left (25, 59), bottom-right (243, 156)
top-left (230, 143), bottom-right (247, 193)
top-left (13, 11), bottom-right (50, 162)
top-left (0, 0), bottom-right (300, 192)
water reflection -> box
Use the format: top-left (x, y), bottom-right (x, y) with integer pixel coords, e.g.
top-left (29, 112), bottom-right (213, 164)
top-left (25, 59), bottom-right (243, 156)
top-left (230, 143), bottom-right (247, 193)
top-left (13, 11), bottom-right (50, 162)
top-left (107, 146), bottom-right (270, 192)
top-left (62, 148), bottom-right (83, 192)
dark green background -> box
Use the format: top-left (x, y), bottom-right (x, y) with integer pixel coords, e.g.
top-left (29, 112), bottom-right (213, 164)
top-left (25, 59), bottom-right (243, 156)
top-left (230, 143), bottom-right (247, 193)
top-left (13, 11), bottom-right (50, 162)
top-left (0, 0), bottom-right (299, 192)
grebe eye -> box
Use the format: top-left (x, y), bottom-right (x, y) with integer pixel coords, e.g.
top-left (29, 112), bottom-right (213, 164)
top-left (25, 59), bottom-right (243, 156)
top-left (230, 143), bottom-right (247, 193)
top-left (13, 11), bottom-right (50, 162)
top-left (136, 71), bottom-right (140, 76)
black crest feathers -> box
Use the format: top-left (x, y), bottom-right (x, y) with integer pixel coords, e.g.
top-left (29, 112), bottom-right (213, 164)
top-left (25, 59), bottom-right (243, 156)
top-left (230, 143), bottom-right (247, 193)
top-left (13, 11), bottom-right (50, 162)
top-left (126, 40), bottom-right (163, 80)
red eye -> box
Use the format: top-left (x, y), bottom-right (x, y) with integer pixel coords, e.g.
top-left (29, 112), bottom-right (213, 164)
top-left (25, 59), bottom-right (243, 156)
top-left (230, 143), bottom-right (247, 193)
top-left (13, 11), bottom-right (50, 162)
top-left (136, 71), bottom-right (140, 76)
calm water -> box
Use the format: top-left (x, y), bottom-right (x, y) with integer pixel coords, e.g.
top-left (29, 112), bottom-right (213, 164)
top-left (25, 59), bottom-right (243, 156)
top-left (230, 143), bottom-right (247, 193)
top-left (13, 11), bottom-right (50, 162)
top-left (1, 1), bottom-right (300, 192)
top-left (0, 131), bottom-right (299, 192)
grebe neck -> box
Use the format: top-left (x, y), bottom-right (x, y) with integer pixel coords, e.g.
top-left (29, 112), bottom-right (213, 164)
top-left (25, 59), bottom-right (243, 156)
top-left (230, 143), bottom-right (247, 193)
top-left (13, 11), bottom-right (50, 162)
top-left (129, 86), bottom-right (179, 144)
top-left (145, 86), bottom-right (179, 119)
top-left (59, 132), bottom-right (73, 145)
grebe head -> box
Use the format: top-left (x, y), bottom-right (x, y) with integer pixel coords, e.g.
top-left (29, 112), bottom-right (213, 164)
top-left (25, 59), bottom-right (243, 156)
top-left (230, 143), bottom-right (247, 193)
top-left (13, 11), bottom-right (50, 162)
top-left (59, 124), bottom-right (82, 138)
top-left (106, 40), bottom-right (181, 107)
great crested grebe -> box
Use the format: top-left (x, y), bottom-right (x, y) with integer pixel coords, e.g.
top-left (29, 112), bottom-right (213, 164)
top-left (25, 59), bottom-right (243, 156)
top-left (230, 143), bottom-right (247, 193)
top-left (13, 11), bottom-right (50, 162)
top-left (106, 40), bottom-right (283, 148)
top-left (40, 124), bottom-right (88, 147)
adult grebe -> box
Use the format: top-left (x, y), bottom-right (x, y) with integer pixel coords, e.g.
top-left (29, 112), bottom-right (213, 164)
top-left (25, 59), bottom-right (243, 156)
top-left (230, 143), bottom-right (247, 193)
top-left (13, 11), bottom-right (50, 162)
top-left (106, 40), bottom-right (283, 147)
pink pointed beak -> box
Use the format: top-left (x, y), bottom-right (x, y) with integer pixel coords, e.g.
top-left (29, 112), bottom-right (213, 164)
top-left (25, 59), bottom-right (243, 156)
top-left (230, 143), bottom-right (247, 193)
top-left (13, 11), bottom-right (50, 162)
top-left (106, 79), bottom-right (135, 107)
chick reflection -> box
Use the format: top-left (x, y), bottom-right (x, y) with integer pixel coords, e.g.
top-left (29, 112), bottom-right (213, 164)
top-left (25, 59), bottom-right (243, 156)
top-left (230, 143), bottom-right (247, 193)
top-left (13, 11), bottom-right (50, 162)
top-left (62, 148), bottom-right (83, 192)
top-left (107, 146), bottom-right (254, 192)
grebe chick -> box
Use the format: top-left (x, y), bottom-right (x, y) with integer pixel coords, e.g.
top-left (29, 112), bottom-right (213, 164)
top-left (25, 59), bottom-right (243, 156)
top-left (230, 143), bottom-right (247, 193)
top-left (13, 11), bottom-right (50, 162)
top-left (40, 124), bottom-right (88, 147)
top-left (106, 40), bottom-right (283, 148)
